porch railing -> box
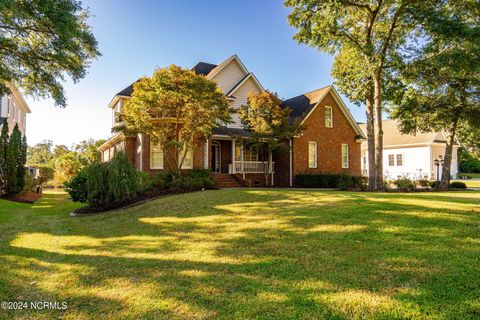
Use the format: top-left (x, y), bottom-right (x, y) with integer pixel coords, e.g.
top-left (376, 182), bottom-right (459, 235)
top-left (229, 161), bottom-right (275, 174)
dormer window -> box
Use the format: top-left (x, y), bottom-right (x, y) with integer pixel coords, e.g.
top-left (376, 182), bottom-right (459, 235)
top-left (325, 106), bottom-right (333, 128)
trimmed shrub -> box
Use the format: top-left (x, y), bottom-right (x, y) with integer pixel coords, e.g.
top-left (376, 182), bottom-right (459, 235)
top-left (171, 169), bottom-right (216, 191)
top-left (294, 173), bottom-right (365, 190)
top-left (449, 181), bottom-right (467, 189)
top-left (393, 178), bottom-right (416, 191)
top-left (138, 171), bottom-right (171, 192)
top-left (459, 159), bottom-right (480, 173)
top-left (65, 168), bottom-right (88, 202)
top-left (430, 181), bottom-right (438, 189)
top-left (416, 179), bottom-right (431, 188)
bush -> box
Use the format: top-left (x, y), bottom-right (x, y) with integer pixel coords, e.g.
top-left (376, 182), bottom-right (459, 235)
top-left (138, 171), bottom-right (170, 192)
top-left (416, 179), bottom-right (431, 188)
top-left (66, 153), bottom-right (140, 210)
top-left (86, 154), bottom-right (139, 209)
top-left (459, 159), bottom-right (480, 173)
top-left (295, 173), bottom-right (365, 190)
top-left (449, 181), bottom-right (467, 189)
top-left (65, 169), bottom-right (88, 202)
top-left (430, 181), bottom-right (438, 189)
top-left (23, 172), bottom-right (37, 192)
top-left (171, 169), bottom-right (216, 191)
top-left (393, 178), bottom-right (416, 191)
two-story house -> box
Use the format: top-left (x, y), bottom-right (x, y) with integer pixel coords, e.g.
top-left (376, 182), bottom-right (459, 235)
top-left (99, 55), bottom-right (365, 186)
top-left (0, 84), bottom-right (31, 136)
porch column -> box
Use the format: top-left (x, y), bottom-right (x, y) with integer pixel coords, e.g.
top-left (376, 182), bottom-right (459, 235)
top-left (241, 143), bottom-right (245, 180)
top-left (204, 139), bottom-right (209, 169)
top-left (231, 139), bottom-right (236, 174)
top-left (269, 152), bottom-right (274, 186)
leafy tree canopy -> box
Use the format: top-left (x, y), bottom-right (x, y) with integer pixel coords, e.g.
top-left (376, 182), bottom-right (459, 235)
top-left (0, 0), bottom-right (100, 107)
top-left (118, 64), bottom-right (231, 175)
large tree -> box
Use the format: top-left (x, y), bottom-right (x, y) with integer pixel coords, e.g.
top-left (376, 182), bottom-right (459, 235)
top-left (0, 0), bottom-right (100, 107)
top-left (390, 0), bottom-right (480, 190)
top-left (73, 138), bottom-right (106, 165)
top-left (117, 65), bottom-right (231, 177)
top-left (240, 92), bottom-right (304, 186)
top-left (27, 140), bottom-right (54, 166)
top-left (285, 0), bottom-right (429, 189)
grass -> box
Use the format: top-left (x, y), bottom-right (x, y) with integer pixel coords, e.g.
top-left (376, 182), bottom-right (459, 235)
top-left (1, 189), bottom-right (479, 319)
top-left (458, 173), bottom-right (480, 179)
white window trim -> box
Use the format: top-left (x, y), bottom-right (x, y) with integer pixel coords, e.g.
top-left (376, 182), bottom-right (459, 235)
top-left (150, 141), bottom-right (164, 169)
top-left (325, 106), bottom-right (333, 128)
top-left (342, 143), bottom-right (349, 168)
top-left (180, 147), bottom-right (193, 169)
top-left (396, 153), bottom-right (403, 167)
top-left (388, 154), bottom-right (395, 167)
top-left (308, 141), bottom-right (317, 168)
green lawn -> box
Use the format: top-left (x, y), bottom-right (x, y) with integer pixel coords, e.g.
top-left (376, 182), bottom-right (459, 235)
top-left (1, 190), bottom-right (479, 319)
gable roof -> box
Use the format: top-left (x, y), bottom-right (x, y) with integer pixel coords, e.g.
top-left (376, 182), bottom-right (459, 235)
top-left (225, 73), bottom-right (264, 97)
top-left (282, 86), bottom-right (365, 139)
top-left (282, 86), bottom-right (330, 118)
top-left (109, 55), bottom-right (251, 106)
top-left (358, 119), bottom-right (456, 147)
top-left (205, 54), bottom-right (249, 80)
top-left (192, 62), bottom-right (217, 76)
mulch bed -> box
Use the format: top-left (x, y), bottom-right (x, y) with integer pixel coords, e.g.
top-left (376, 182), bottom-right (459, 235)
top-left (71, 187), bottom-right (216, 216)
top-left (1, 192), bottom-right (42, 204)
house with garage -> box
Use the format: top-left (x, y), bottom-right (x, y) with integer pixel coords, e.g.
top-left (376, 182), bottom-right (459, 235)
top-left (99, 55), bottom-right (365, 186)
top-left (358, 119), bottom-right (459, 180)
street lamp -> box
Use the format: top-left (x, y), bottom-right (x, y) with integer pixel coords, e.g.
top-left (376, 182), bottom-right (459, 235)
top-left (434, 157), bottom-right (444, 190)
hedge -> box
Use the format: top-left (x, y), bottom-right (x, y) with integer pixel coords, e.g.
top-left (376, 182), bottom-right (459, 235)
top-left (294, 173), bottom-right (365, 190)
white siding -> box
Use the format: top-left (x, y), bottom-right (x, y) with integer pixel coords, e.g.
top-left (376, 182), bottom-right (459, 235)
top-left (226, 78), bottom-right (262, 129)
top-left (211, 60), bottom-right (247, 94)
top-left (431, 144), bottom-right (458, 179)
top-left (362, 144), bottom-right (459, 180)
top-left (0, 95), bottom-right (7, 117)
top-left (383, 146), bottom-right (431, 180)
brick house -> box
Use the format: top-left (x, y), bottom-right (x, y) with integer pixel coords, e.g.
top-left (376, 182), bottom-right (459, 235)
top-left (98, 55), bottom-right (365, 186)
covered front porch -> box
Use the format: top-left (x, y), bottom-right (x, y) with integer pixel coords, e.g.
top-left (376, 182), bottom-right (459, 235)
top-left (206, 128), bottom-right (275, 184)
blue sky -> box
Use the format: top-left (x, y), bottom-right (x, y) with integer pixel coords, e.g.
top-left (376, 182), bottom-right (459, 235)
top-left (26, 0), bottom-right (366, 146)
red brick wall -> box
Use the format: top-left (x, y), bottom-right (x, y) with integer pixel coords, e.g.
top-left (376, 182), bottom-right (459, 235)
top-left (141, 134), bottom-right (206, 174)
top-left (292, 92), bottom-right (361, 176)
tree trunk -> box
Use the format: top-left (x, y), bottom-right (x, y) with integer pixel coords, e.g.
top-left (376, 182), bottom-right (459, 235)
top-left (373, 75), bottom-right (384, 190)
top-left (438, 118), bottom-right (459, 191)
top-left (365, 94), bottom-right (376, 190)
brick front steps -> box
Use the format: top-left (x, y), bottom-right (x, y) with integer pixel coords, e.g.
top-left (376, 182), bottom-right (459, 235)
top-left (212, 173), bottom-right (245, 188)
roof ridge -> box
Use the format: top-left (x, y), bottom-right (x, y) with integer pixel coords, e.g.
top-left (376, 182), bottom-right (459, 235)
top-left (283, 85), bottom-right (331, 101)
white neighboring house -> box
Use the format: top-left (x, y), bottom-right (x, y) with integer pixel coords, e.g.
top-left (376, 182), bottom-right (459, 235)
top-left (0, 84), bottom-right (31, 136)
top-left (359, 120), bottom-right (459, 181)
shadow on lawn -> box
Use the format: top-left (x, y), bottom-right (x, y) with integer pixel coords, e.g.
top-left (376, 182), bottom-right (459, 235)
top-left (1, 190), bottom-right (479, 319)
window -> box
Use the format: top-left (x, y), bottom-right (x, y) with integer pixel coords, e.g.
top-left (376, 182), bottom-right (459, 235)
top-left (181, 148), bottom-right (193, 169)
top-left (388, 154), bottom-right (395, 166)
top-left (396, 154), bottom-right (403, 166)
top-left (103, 149), bottom-right (109, 162)
top-left (150, 141), bottom-right (164, 169)
top-left (308, 141), bottom-right (317, 168)
top-left (341, 144), bottom-right (349, 168)
top-left (234, 145), bottom-right (259, 162)
top-left (325, 106), bottom-right (333, 128)
top-left (109, 146), bottom-right (115, 161)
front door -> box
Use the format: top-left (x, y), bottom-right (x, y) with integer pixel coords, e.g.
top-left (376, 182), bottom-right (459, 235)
top-left (211, 142), bottom-right (221, 173)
